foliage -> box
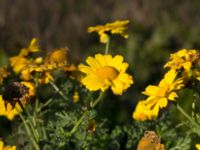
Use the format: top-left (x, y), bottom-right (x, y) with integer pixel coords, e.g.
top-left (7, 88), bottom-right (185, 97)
top-left (0, 20), bottom-right (200, 150)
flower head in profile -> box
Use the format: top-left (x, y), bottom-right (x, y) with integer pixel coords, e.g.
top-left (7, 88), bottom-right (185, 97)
top-left (133, 100), bottom-right (158, 121)
top-left (45, 48), bottom-right (68, 68)
top-left (88, 20), bottom-right (129, 43)
top-left (164, 49), bottom-right (199, 71)
top-left (19, 38), bottom-right (40, 56)
top-left (0, 140), bottom-right (16, 150)
top-left (78, 54), bottom-right (133, 95)
top-left (10, 56), bottom-right (31, 74)
top-left (133, 69), bottom-right (184, 121)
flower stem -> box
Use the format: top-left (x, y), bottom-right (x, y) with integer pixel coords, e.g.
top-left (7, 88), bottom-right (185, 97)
top-left (105, 36), bottom-right (110, 54)
top-left (66, 92), bottom-right (104, 137)
top-left (177, 104), bottom-right (194, 123)
top-left (19, 113), bottom-right (40, 150)
top-left (66, 111), bottom-right (88, 137)
top-left (49, 81), bottom-right (68, 101)
top-left (18, 102), bottom-right (39, 143)
top-left (90, 91), bottom-right (104, 108)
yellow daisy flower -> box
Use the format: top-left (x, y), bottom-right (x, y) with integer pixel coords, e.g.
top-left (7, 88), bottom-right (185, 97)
top-left (45, 48), bottom-right (68, 68)
top-left (196, 144), bottom-right (200, 150)
top-left (133, 69), bottom-right (184, 121)
top-left (0, 140), bottom-right (16, 150)
top-left (88, 20), bottom-right (129, 43)
top-left (21, 81), bottom-right (36, 97)
top-left (133, 100), bottom-right (158, 121)
top-left (78, 54), bottom-right (133, 95)
top-left (9, 56), bottom-right (31, 74)
top-left (19, 38), bottom-right (40, 56)
top-left (164, 49), bottom-right (199, 71)
top-left (0, 95), bottom-right (23, 120)
top-left (38, 71), bottom-right (54, 84)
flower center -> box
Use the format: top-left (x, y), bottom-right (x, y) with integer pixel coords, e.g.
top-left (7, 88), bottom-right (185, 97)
top-left (96, 66), bottom-right (119, 81)
top-left (157, 85), bottom-right (170, 97)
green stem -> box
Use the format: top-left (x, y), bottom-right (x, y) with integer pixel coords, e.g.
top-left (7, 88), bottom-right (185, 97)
top-left (105, 36), bottom-right (110, 54)
top-left (66, 92), bottom-right (104, 137)
top-left (37, 98), bottom-right (53, 112)
top-left (49, 81), bottom-right (68, 101)
top-left (177, 104), bottom-right (194, 123)
top-left (18, 102), bottom-right (40, 143)
top-left (66, 111), bottom-right (88, 137)
top-left (90, 91), bottom-right (104, 108)
top-left (19, 113), bottom-right (40, 150)
top-left (24, 105), bottom-right (40, 142)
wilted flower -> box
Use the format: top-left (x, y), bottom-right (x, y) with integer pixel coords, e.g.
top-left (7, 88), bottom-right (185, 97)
top-left (88, 20), bottom-right (129, 43)
top-left (0, 82), bottom-right (35, 120)
top-left (79, 54), bottom-right (133, 95)
top-left (137, 131), bottom-right (165, 150)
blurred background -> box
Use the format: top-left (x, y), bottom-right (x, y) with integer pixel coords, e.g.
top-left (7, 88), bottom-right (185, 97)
top-left (0, 0), bottom-right (200, 124)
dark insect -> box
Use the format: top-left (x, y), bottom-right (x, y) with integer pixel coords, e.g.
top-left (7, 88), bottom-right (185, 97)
top-left (2, 82), bottom-right (29, 109)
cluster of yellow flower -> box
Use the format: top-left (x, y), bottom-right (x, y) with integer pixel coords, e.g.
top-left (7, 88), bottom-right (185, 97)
top-left (133, 49), bottom-right (200, 121)
top-left (78, 20), bottom-right (133, 95)
top-left (0, 39), bottom-right (74, 120)
top-left (0, 19), bottom-right (199, 149)
top-left (9, 39), bottom-right (69, 84)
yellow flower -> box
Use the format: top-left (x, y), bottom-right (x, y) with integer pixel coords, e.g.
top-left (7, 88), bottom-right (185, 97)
top-left (88, 20), bottom-right (129, 43)
top-left (9, 56), bottom-right (31, 74)
top-left (79, 54), bottom-right (133, 95)
top-left (164, 49), bottom-right (199, 71)
top-left (133, 100), bottom-right (158, 121)
top-left (72, 91), bottom-right (79, 103)
top-left (19, 38), bottom-right (40, 56)
top-left (45, 48), bottom-right (68, 68)
top-left (0, 95), bottom-right (23, 120)
top-left (193, 69), bottom-right (200, 81)
top-left (38, 72), bottom-right (54, 84)
top-left (21, 82), bottom-right (36, 97)
top-left (196, 144), bottom-right (200, 150)
top-left (133, 69), bottom-right (184, 121)
top-left (0, 67), bottom-right (9, 84)
top-left (0, 140), bottom-right (16, 150)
